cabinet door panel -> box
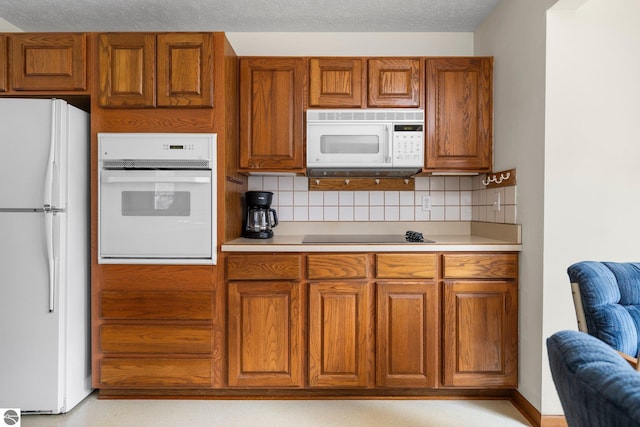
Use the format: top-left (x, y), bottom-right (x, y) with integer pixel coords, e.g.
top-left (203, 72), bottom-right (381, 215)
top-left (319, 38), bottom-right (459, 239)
top-left (0, 35), bottom-right (7, 92)
top-left (426, 57), bottom-right (492, 171)
top-left (368, 58), bottom-right (421, 108)
top-left (309, 58), bottom-right (363, 107)
top-left (376, 282), bottom-right (438, 387)
top-left (442, 280), bottom-right (518, 387)
top-left (11, 33), bottom-right (86, 91)
top-left (308, 282), bottom-right (373, 387)
top-left (157, 33), bottom-right (213, 107)
top-left (98, 33), bottom-right (156, 107)
top-left (228, 281), bottom-right (303, 387)
top-left (239, 58), bottom-right (305, 171)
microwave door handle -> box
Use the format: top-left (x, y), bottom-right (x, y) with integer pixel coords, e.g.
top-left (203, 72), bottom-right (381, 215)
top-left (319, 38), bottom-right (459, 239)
top-left (385, 125), bottom-right (392, 163)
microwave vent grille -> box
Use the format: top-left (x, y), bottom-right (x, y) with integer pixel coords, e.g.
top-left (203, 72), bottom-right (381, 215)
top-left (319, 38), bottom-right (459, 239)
top-left (307, 109), bottom-right (424, 123)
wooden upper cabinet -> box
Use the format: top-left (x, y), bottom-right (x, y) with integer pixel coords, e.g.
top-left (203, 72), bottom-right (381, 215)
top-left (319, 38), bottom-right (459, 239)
top-left (368, 58), bottom-right (421, 108)
top-left (0, 35), bottom-right (6, 92)
top-left (425, 57), bottom-right (493, 172)
top-left (239, 57), bottom-right (305, 172)
top-left (308, 58), bottom-right (363, 107)
top-left (308, 57), bottom-right (421, 108)
top-left (157, 33), bottom-right (213, 107)
top-left (10, 33), bottom-right (87, 91)
top-left (98, 33), bottom-right (156, 108)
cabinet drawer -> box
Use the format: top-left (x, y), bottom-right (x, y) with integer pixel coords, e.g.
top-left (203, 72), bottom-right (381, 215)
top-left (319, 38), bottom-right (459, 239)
top-left (226, 254), bottom-right (301, 280)
top-left (101, 291), bottom-right (212, 320)
top-left (100, 325), bottom-right (212, 354)
top-left (376, 254), bottom-right (437, 279)
top-left (442, 253), bottom-right (518, 279)
top-left (307, 254), bottom-right (368, 279)
top-left (100, 358), bottom-right (212, 388)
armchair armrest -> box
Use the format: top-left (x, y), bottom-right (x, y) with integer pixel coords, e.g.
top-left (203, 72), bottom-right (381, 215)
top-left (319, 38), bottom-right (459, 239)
top-left (617, 350), bottom-right (640, 371)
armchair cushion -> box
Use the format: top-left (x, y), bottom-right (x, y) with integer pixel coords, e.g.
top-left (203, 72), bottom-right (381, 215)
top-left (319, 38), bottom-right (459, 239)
top-left (547, 330), bottom-right (640, 427)
top-left (568, 261), bottom-right (640, 357)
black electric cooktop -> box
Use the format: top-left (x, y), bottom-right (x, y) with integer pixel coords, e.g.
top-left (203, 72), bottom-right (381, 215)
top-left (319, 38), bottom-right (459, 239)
top-left (302, 234), bottom-right (434, 244)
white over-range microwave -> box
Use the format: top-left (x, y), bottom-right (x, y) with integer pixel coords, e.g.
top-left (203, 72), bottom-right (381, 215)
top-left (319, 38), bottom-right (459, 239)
top-left (306, 109), bottom-right (424, 177)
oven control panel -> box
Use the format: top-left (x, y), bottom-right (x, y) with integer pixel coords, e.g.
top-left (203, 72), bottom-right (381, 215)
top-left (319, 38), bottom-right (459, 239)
top-left (163, 144), bottom-right (197, 151)
top-left (98, 133), bottom-right (216, 162)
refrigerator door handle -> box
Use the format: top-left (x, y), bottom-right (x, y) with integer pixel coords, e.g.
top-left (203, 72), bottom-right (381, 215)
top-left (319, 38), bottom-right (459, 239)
top-left (44, 211), bottom-right (55, 313)
top-left (44, 101), bottom-right (58, 313)
top-left (43, 100), bottom-right (57, 212)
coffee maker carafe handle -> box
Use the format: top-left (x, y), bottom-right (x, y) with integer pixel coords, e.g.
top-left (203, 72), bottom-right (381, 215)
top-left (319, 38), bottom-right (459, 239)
top-left (269, 208), bottom-right (278, 228)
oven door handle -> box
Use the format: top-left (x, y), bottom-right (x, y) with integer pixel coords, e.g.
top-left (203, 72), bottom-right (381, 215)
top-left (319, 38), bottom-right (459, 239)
top-left (103, 176), bottom-right (211, 184)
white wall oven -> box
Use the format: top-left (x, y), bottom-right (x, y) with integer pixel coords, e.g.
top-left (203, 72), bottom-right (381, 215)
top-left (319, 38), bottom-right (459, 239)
top-left (98, 133), bottom-right (216, 265)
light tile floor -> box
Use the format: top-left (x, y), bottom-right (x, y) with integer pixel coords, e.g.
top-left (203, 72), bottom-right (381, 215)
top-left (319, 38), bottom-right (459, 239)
top-left (22, 393), bottom-right (532, 427)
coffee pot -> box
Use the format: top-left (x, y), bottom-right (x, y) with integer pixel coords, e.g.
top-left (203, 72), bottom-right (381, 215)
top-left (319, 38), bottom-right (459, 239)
top-left (243, 191), bottom-right (278, 239)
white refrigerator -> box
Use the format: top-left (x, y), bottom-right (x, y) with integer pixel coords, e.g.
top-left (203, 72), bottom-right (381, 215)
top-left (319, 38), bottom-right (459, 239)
top-left (0, 99), bottom-right (93, 414)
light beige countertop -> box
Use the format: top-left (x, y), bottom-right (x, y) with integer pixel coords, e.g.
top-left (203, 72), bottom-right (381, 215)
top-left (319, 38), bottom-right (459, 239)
top-left (221, 221), bottom-right (522, 253)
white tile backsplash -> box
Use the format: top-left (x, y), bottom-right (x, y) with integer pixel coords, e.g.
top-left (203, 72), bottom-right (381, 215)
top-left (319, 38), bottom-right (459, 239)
top-left (246, 175), bottom-right (518, 224)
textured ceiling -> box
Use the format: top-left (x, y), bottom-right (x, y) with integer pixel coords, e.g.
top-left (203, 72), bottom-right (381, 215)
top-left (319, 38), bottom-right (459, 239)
top-left (0, 0), bottom-right (500, 32)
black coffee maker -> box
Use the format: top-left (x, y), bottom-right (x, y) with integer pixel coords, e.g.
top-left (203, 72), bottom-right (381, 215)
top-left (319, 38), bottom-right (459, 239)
top-left (243, 191), bottom-right (278, 239)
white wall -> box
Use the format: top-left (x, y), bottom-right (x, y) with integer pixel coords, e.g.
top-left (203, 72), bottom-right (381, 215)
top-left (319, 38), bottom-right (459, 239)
top-left (225, 32), bottom-right (472, 56)
top-left (0, 17), bottom-right (21, 31)
top-left (474, 0), bottom-right (556, 413)
top-left (543, 0), bottom-right (640, 413)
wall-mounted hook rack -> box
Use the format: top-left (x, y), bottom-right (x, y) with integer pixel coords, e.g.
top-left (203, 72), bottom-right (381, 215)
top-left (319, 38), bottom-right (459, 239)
top-left (482, 168), bottom-right (516, 188)
top-left (309, 177), bottom-right (415, 191)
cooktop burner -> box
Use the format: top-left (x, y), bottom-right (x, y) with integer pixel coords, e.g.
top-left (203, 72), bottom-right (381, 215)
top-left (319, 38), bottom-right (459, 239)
top-left (302, 234), bottom-right (434, 244)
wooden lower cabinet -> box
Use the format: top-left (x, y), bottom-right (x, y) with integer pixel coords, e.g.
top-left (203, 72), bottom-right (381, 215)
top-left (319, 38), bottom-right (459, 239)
top-left (308, 281), bottom-right (374, 387)
top-left (227, 281), bottom-right (304, 387)
top-left (223, 251), bottom-right (517, 391)
top-left (95, 251), bottom-right (518, 394)
top-left (441, 280), bottom-right (518, 388)
top-left (94, 265), bottom-right (217, 390)
top-left (440, 252), bottom-right (518, 388)
top-left (376, 282), bottom-right (439, 388)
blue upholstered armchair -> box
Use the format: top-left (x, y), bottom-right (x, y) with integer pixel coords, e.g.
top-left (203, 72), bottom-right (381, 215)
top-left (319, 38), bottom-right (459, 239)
top-left (547, 330), bottom-right (640, 427)
top-left (568, 261), bottom-right (640, 367)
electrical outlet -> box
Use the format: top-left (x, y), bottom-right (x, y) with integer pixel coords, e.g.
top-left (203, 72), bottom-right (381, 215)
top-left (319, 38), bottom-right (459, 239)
top-left (493, 191), bottom-right (501, 212)
top-left (421, 195), bottom-right (432, 211)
